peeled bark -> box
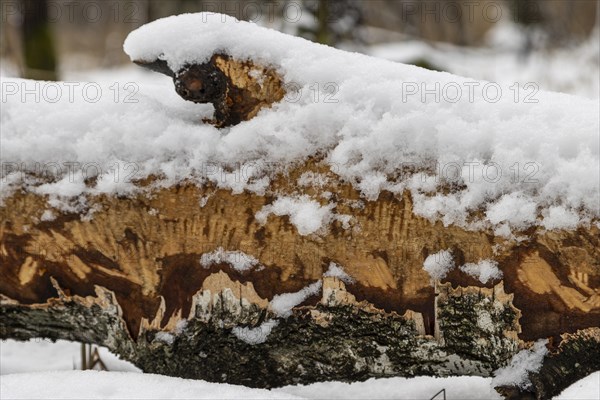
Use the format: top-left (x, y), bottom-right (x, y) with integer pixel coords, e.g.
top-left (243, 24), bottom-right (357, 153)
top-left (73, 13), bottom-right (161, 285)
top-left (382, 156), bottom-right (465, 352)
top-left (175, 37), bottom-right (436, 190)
top-left (1, 160), bottom-right (599, 396)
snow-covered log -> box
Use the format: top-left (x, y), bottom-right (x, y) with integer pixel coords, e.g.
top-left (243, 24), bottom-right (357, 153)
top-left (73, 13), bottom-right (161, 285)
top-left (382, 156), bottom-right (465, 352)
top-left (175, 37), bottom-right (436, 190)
top-left (1, 13), bottom-right (599, 399)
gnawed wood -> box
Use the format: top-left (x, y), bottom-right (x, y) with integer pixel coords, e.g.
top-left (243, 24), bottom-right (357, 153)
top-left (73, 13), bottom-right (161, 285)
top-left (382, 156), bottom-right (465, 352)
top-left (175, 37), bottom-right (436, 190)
top-left (1, 159), bottom-right (599, 394)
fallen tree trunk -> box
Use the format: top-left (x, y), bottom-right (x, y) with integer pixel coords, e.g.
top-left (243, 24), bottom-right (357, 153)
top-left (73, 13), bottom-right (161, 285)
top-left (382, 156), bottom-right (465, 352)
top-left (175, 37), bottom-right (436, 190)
top-left (1, 159), bottom-right (599, 397)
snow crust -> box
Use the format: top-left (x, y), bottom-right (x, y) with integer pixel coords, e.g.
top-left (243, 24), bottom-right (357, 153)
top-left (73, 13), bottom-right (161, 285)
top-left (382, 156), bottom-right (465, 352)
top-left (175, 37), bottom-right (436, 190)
top-left (153, 320), bottom-right (187, 345)
top-left (2, 12), bottom-right (598, 235)
top-left (154, 331), bottom-right (175, 345)
top-left (492, 339), bottom-right (548, 389)
top-left (424, 251), bottom-right (503, 284)
top-left (423, 250), bottom-right (455, 281)
top-left (297, 172), bottom-right (331, 188)
top-left (269, 281), bottom-right (322, 317)
top-left (231, 280), bottom-right (322, 344)
top-left (460, 260), bottom-right (503, 284)
top-left (255, 195), bottom-right (337, 235)
top-left (199, 247), bottom-right (261, 272)
top-left (232, 320), bottom-right (278, 345)
top-left (323, 262), bottom-right (354, 284)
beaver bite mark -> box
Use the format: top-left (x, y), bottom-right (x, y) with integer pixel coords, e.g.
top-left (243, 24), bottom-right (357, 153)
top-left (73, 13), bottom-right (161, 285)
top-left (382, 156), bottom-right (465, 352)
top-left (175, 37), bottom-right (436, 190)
top-left (134, 54), bottom-right (286, 128)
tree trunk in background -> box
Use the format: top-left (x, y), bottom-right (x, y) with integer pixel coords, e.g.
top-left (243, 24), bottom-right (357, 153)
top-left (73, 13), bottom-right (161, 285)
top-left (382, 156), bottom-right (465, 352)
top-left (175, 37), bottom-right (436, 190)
top-left (315, 1), bottom-right (330, 45)
top-left (1, 159), bottom-right (599, 398)
top-left (20, 0), bottom-right (58, 80)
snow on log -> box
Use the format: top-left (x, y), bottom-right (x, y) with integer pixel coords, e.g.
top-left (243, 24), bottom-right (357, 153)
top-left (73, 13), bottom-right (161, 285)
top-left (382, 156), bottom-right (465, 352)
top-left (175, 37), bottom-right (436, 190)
top-left (1, 12), bottom-right (599, 399)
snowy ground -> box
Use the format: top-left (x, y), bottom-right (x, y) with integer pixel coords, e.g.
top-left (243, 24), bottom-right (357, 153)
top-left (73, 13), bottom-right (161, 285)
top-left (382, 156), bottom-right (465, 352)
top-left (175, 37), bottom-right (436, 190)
top-left (369, 22), bottom-right (600, 100)
top-left (1, 340), bottom-right (598, 400)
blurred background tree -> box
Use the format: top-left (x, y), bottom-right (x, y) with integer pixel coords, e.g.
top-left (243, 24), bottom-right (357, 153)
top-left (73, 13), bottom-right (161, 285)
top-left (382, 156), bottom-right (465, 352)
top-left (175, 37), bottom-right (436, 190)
top-left (509, 0), bottom-right (598, 57)
top-left (11, 0), bottom-right (59, 80)
top-left (293, 0), bottom-right (365, 47)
